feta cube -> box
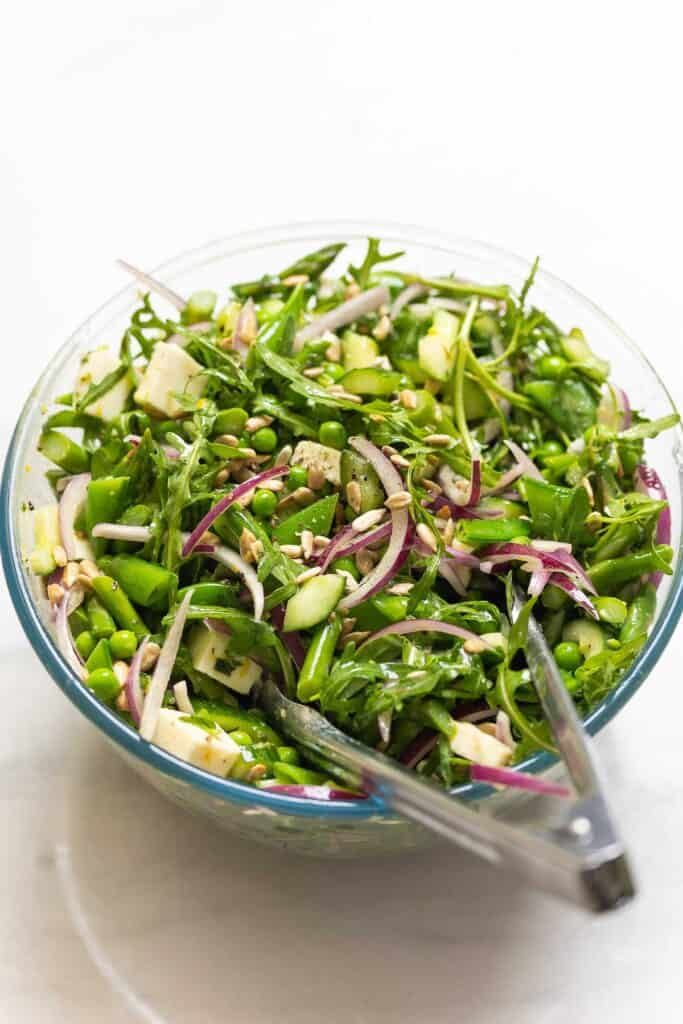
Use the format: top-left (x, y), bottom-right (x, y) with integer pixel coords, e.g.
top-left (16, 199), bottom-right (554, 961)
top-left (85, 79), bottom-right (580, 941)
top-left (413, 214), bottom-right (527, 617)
top-left (152, 709), bottom-right (241, 778)
top-left (450, 721), bottom-right (512, 767)
top-left (74, 346), bottom-right (133, 421)
top-left (134, 342), bottom-right (206, 419)
top-left (291, 440), bottom-right (341, 485)
top-left (188, 624), bottom-right (262, 694)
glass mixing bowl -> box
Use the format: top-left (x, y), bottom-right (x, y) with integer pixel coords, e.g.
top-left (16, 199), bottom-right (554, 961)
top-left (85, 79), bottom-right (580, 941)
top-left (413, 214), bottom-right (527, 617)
top-left (2, 221), bottom-right (682, 856)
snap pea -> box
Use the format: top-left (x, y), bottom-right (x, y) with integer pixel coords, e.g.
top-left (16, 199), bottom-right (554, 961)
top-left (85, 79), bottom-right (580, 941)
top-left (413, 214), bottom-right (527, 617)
top-left (86, 638), bottom-right (113, 672)
top-left (588, 546), bottom-right (672, 594)
top-left (213, 408), bottom-right (249, 435)
top-left (75, 630), bottom-right (96, 661)
top-left (86, 477), bottom-right (130, 555)
top-left (89, 575), bottom-right (148, 638)
top-left (593, 596), bottom-right (628, 628)
top-left (273, 494), bottom-right (338, 545)
top-left (87, 597), bottom-right (117, 639)
top-left (193, 700), bottom-right (281, 743)
top-left (297, 617), bottom-right (342, 702)
top-left (176, 582), bottom-right (239, 607)
top-left (96, 555), bottom-right (175, 608)
top-left (69, 605), bottom-right (91, 637)
top-left (619, 583), bottom-right (657, 644)
top-left (38, 430), bottom-right (90, 474)
top-left (457, 518), bottom-right (531, 545)
top-left (273, 762), bottom-right (327, 785)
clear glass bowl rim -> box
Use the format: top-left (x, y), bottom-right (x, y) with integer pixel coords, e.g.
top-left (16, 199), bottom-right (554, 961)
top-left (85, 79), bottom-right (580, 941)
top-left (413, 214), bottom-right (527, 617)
top-left (2, 218), bottom-right (682, 820)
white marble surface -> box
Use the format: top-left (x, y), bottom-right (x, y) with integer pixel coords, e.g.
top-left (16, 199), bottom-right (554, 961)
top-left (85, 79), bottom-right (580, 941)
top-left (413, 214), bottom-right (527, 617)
top-left (2, 2), bottom-right (683, 1020)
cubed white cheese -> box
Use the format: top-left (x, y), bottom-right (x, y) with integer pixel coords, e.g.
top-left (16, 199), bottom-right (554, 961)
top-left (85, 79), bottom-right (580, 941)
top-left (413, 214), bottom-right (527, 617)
top-left (291, 440), bottom-right (341, 485)
top-left (74, 346), bottom-right (133, 421)
top-left (450, 721), bottom-right (512, 767)
top-left (152, 709), bottom-right (241, 778)
top-left (188, 624), bottom-right (262, 694)
top-left (134, 342), bottom-right (206, 419)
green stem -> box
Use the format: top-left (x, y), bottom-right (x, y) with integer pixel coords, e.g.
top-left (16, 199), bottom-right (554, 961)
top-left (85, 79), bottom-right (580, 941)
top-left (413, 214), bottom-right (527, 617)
top-left (452, 299), bottom-right (479, 455)
top-left (394, 271), bottom-right (509, 302)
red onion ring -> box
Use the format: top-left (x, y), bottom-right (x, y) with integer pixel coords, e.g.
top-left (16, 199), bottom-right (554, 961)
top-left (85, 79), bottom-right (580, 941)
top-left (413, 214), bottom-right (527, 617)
top-left (182, 466), bottom-right (289, 557)
top-left (270, 604), bottom-right (306, 670)
top-left (359, 618), bottom-right (496, 651)
top-left (295, 285), bottom-right (391, 348)
top-left (139, 591), bottom-right (193, 740)
top-left (337, 438), bottom-right (411, 611)
top-left (117, 259), bottom-right (186, 312)
top-left (318, 520), bottom-right (392, 571)
top-left (125, 637), bottom-right (149, 727)
top-left (503, 440), bottom-right (544, 482)
top-left (470, 763), bottom-right (572, 797)
top-left (59, 473), bottom-right (92, 561)
top-left (635, 463), bottom-right (671, 587)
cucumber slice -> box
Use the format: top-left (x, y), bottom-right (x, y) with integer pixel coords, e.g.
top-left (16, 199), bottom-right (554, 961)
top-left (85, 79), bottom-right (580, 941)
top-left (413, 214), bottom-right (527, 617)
top-left (283, 574), bottom-right (344, 631)
top-left (273, 495), bottom-right (338, 545)
top-left (418, 309), bottom-right (459, 381)
top-left (342, 331), bottom-right (379, 370)
top-left (340, 450), bottom-right (384, 513)
top-left (340, 367), bottom-right (402, 396)
top-left (562, 619), bottom-right (606, 658)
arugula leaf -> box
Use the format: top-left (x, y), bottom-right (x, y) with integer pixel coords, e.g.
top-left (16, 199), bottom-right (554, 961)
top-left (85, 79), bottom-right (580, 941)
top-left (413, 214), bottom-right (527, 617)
top-left (618, 413), bottom-right (680, 442)
top-left (349, 238), bottom-right (404, 289)
top-left (257, 346), bottom-right (360, 411)
top-left (576, 635), bottom-right (647, 705)
top-left (524, 477), bottom-right (592, 546)
top-left (253, 392), bottom-right (318, 438)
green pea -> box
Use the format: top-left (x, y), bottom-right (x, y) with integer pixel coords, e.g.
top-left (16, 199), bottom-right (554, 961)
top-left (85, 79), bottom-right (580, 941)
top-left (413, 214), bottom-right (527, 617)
top-left (86, 667), bottom-right (121, 703)
top-left (109, 630), bottom-right (138, 660)
top-left (318, 420), bottom-right (347, 450)
top-left (560, 669), bottom-right (581, 694)
top-left (214, 408), bottom-right (248, 435)
top-left (553, 641), bottom-right (583, 672)
top-left (536, 440), bottom-right (564, 464)
top-left (535, 355), bottom-right (568, 379)
top-left (288, 465), bottom-right (309, 489)
top-left (75, 630), bottom-right (96, 661)
top-left (252, 489), bottom-right (278, 518)
top-left (322, 361), bottom-right (346, 382)
top-left (251, 427), bottom-right (278, 453)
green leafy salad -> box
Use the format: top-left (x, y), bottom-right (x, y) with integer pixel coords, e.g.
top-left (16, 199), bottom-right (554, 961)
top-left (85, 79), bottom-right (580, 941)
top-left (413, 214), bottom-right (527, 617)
top-left (28, 240), bottom-right (678, 800)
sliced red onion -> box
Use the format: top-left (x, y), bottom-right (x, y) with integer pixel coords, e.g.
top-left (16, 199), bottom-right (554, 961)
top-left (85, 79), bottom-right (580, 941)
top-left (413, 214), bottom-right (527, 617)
top-left (460, 708), bottom-right (497, 724)
top-left (117, 259), bottom-right (186, 312)
top-left (92, 523), bottom-right (152, 544)
top-left (478, 542), bottom-right (596, 595)
top-left (55, 588), bottom-right (86, 680)
top-left (437, 459), bottom-right (480, 508)
top-left (200, 543), bottom-right (264, 621)
top-left (377, 709), bottom-right (392, 745)
top-left (531, 540), bottom-right (573, 553)
top-left (437, 559), bottom-right (468, 597)
top-left (481, 461), bottom-right (525, 497)
top-left (125, 433), bottom-right (180, 459)
top-left (635, 463), bottom-right (671, 587)
top-left (125, 637), bottom-right (149, 727)
top-left (182, 465), bottom-right (289, 557)
top-left (547, 573), bottom-right (599, 619)
top-left (139, 591), bottom-right (193, 741)
top-left (231, 298), bottom-right (258, 357)
top-left (444, 545), bottom-right (480, 568)
top-left (390, 282), bottom-right (427, 320)
top-left (338, 438), bottom-right (411, 611)
top-left (318, 520), bottom-right (392, 571)
top-left (429, 495), bottom-right (502, 520)
top-left (360, 618), bottom-right (495, 650)
top-left (400, 729), bottom-right (438, 769)
top-left (270, 604), bottom-right (306, 670)
top-left (59, 473), bottom-right (93, 561)
top-left (495, 710), bottom-right (516, 751)
top-left (503, 440), bottom-right (544, 481)
top-left (258, 783), bottom-right (367, 801)
top-left (528, 569), bottom-right (551, 597)
top-left (173, 680), bottom-right (194, 715)
top-left (615, 387), bottom-right (632, 429)
top-left (470, 763), bottom-right (572, 797)
top-left (295, 285), bottom-right (391, 348)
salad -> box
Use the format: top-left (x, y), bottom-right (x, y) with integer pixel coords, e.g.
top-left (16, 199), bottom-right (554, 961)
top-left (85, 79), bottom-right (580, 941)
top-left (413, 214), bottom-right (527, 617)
top-left (27, 239), bottom-right (678, 800)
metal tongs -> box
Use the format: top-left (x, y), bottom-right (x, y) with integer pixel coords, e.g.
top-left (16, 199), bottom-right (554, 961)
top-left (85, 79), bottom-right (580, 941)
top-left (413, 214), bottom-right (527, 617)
top-left (255, 585), bottom-right (635, 912)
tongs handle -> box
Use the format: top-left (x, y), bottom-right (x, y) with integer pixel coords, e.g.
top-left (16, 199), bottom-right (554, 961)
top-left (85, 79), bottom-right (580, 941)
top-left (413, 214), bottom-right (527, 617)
top-left (258, 680), bottom-right (635, 912)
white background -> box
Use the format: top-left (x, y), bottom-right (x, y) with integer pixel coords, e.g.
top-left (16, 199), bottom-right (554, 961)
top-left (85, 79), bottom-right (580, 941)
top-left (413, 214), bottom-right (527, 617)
top-left (2, 2), bottom-right (683, 1021)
